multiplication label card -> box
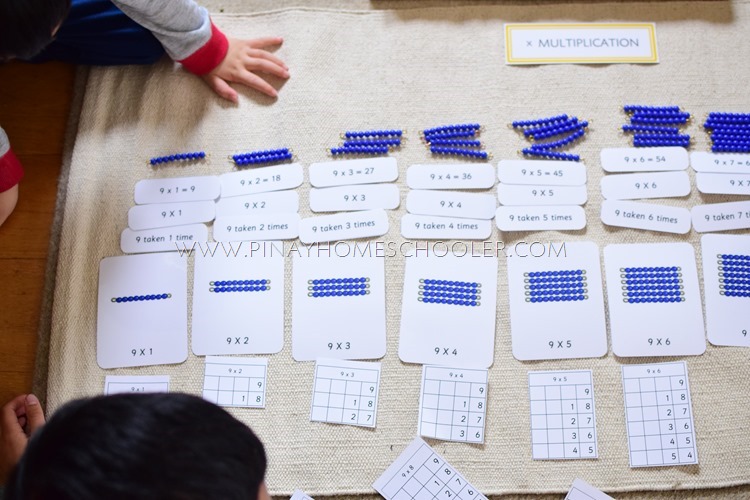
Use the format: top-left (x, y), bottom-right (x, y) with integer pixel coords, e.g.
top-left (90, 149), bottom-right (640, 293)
top-left (565, 479), bottom-right (614, 500)
top-left (310, 358), bottom-right (381, 428)
top-left (219, 163), bottom-right (304, 198)
top-left (622, 362), bottom-right (698, 467)
top-left (600, 147), bottom-right (688, 172)
top-left (418, 366), bottom-right (488, 443)
top-left (202, 356), bottom-right (268, 408)
top-left (529, 370), bottom-right (598, 460)
top-left (104, 375), bottom-right (169, 395)
top-left (407, 164), bottom-right (495, 190)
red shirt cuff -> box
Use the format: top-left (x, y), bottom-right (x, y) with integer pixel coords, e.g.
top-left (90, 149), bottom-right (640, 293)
top-left (178, 21), bottom-right (229, 76)
top-left (0, 148), bottom-right (24, 192)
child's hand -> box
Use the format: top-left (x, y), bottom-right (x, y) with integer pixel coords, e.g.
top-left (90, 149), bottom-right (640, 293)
top-left (202, 37), bottom-right (289, 103)
top-left (0, 394), bottom-right (45, 483)
top-left (0, 185), bottom-right (19, 227)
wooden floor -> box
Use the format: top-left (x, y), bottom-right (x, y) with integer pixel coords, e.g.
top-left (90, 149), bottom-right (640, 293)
top-left (0, 61), bottom-right (76, 405)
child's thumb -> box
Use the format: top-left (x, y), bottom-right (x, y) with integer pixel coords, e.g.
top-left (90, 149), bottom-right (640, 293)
top-left (24, 394), bottom-right (45, 434)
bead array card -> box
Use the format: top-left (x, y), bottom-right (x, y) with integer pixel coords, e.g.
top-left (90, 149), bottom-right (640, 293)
top-left (600, 147), bottom-right (689, 173)
top-left (215, 190), bottom-right (300, 217)
top-left (104, 375), bottom-right (169, 395)
top-left (120, 224), bottom-right (208, 254)
top-left (399, 252), bottom-right (498, 369)
top-left (373, 437), bottom-right (488, 500)
top-left (691, 200), bottom-right (750, 233)
top-left (134, 175), bottom-right (220, 204)
top-left (407, 163), bottom-right (496, 190)
top-left (498, 159), bottom-right (586, 186)
top-left (97, 254), bottom-right (188, 369)
top-left (310, 358), bottom-right (381, 428)
top-left (202, 356), bottom-right (268, 408)
top-left (309, 184), bottom-right (400, 212)
top-left (127, 200), bottom-right (216, 230)
top-left (299, 209), bottom-right (389, 244)
top-left (529, 370), bottom-right (598, 460)
top-left (600, 171), bottom-right (691, 200)
top-left (564, 479), bottom-right (614, 500)
top-left (622, 362), bottom-right (698, 467)
top-left (292, 245), bottom-right (386, 361)
top-left (309, 157), bottom-right (398, 187)
top-left (418, 366), bottom-right (488, 443)
top-left (219, 163), bottom-right (304, 198)
top-left (508, 241), bottom-right (606, 360)
top-left (600, 200), bottom-right (691, 234)
top-left (603, 243), bottom-right (705, 357)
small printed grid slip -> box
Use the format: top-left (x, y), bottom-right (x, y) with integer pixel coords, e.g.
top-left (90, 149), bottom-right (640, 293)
top-left (373, 437), bottom-right (488, 500)
top-left (104, 375), bottom-right (169, 396)
top-left (528, 370), bottom-right (598, 460)
top-left (703, 112), bottom-right (750, 153)
top-left (417, 278), bottom-right (481, 307)
top-left (209, 279), bottom-right (270, 293)
top-left (230, 147), bottom-right (294, 167)
top-left (149, 151), bottom-right (206, 166)
top-left (308, 277), bottom-right (370, 298)
top-left (512, 114), bottom-right (588, 162)
top-left (622, 105), bottom-right (691, 148)
top-left (418, 365), bottom-right (488, 443)
top-left (421, 123), bottom-right (490, 160)
top-left (621, 361), bottom-right (698, 467)
top-left (620, 266), bottom-right (685, 304)
top-left (330, 129), bottom-right (403, 156)
top-left (310, 358), bottom-right (381, 428)
top-left (524, 269), bottom-right (587, 303)
top-left (202, 356), bottom-right (268, 408)
top-left (564, 479), bottom-right (614, 500)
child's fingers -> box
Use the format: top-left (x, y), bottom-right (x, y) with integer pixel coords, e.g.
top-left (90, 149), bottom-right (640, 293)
top-left (247, 37), bottom-right (284, 49)
top-left (247, 49), bottom-right (288, 71)
top-left (202, 75), bottom-right (238, 103)
top-left (23, 395), bottom-right (45, 435)
top-left (244, 57), bottom-right (289, 79)
top-left (234, 71), bottom-right (278, 98)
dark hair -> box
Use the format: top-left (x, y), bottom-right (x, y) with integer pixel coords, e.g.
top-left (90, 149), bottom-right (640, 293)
top-left (0, 0), bottom-right (71, 60)
top-left (6, 393), bottom-right (267, 500)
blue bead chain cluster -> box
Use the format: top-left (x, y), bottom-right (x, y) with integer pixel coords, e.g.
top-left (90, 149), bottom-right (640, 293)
top-left (111, 293), bottom-right (171, 303)
top-left (421, 123), bottom-right (489, 160)
top-left (703, 112), bottom-right (750, 153)
top-left (308, 277), bottom-right (370, 297)
top-left (418, 279), bottom-right (481, 307)
top-left (622, 105), bottom-right (691, 148)
top-left (150, 151), bottom-right (205, 166)
top-left (330, 129), bottom-right (403, 156)
top-left (210, 279), bottom-right (270, 293)
top-left (231, 148), bottom-right (292, 167)
top-left (718, 254), bottom-right (750, 298)
top-left (512, 114), bottom-right (587, 161)
top-left (524, 270), bottom-right (588, 303)
top-left (620, 266), bottom-right (684, 303)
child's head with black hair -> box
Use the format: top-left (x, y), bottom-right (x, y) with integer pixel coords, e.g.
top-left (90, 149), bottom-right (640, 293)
top-left (5, 393), bottom-right (269, 500)
top-left (0, 0), bottom-right (71, 60)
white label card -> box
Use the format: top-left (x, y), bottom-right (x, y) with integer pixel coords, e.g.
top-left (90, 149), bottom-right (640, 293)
top-left (601, 171), bottom-right (691, 200)
top-left (402, 214), bottom-right (492, 240)
top-left (600, 147), bottom-right (688, 173)
top-left (601, 200), bottom-right (691, 234)
top-left (192, 243), bottom-right (284, 355)
top-left (604, 243), bottom-right (706, 357)
top-left (215, 190), bottom-right (299, 217)
top-left (565, 479), bottom-right (614, 500)
top-left (529, 370), bottom-right (598, 460)
top-left (508, 241), bottom-right (607, 360)
top-left (407, 163), bottom-right (496, 190)
top-left (310, 184), bottom-right (400, 212)
top-left (292, 246), bottom-right (386, 361)
top-left (418, 366), bottom-right (488, 443)
top-left (399, 253), bottom-right (498, 369)
top-left (134, 175), bottom-right (220, 204)
top-left (407, 190), bottom-right (496, 220)
top-left (213, 214), bottom-right (300, 241)
top-left (299, 209), bottom-right (389, 244)
top-left (696, 172), bottom-right (750, 195)
top-left (690, 152), bottom-right (750, 174)
top-left (219, 163), bottom-right (304, 198)
top-left (373, 437), bottom-right (488, 500)
top-left (127, 200), bottom-right (215, 231)
top-left (622, 362), bottom-right (698, 467)
top-left (310, 157), bottom-right (398, 187)
top-left (310, 358), bottom-right (381, 428)
top-left (120, 224), bottom-right (208, 254)
top-left (692, 201), bottom-right (750, 233)
top-left (202, 356), bottom-right (268, 408)
top-left (104, 375), bottom-right (169, 395)
top-left (701, 234), bottom-right (750, 347)
top-left (290, 491), bottom-right (314, 500)
top-left (97, 254), bottom-right (187, 369)
top-left (498, 159), bottom-right (586, 186)
top-left (498, 184), bottom-right (587, 206)
top-left (495, 205), bottom-right (586, 231)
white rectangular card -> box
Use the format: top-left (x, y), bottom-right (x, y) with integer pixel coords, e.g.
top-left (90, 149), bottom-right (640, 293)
top-left (508, 241), bottom-right (607, 360)
top-left (601, 200), bottom-right (691, 234)
top-left (104, 375), bottom-right (169, 395)
top-left (202, 356), bottom-right (268, 408)
top-left (407, 163), bottom-right (496, 190)
top-left (498, 159), bottom-right (586, 186)
top-left (418, 366), bottom-right (488, 443)
top-left (495, 205), bottom-right (586, 231)
top-left (299, 209), bottom-right (389, 244)
top-left (290, 491), bottom-right (314, 500)
top-left (622, 362), bottom-right (698, 467)
top-left (497, 184), bottom-right (587, 206)
top-left (373, 437), bottom-right (488, 500)
top-left (309, 157), bottom-right (398, 187)
top-left (529, 370), bottom-right (598, 460)
top-left (690, 151), bottom-right (750, 174)
top-left (604, 243), bottom-right (706, 357)
top-left (127, 200), bottom-right (215, 230)
top-left (120, 224), bottom-right (208, 254)
top-left (292, 246), bottom-right (386, 361)
top-left (600, 171), bottom-right (691, 200)
top-left (701, 234), bottom-right (750, 347)
top-left (310, 358), bottom-right (381, 428)
top-left (192, 243), bottom-right (284, 355)
top-left (692, 200), bottom-right (750, 233)
top-left (309, 184), bottom-right (400, 212)
top-left (399, 252), bottom-right (498, 369)
top-left (600, 147), bottom-right (688, 173)
top-left (215, 190), bottom-right (299, 217)
top-left (407, 190), bottom-right (496, 219)
top-left (134, 175), bottom-right (220, 204)
top-left (219, 163), bottom-right (304, 198)
top-left (213, 214), bottom-right (300, 241)
top-left (97, 254), bottom-right (188, 369)
top-left (565, 479), bottom-right (614, 500)
top-left (696, 172), bottom-right (750, 195)
top-left (401, 214), bottom-right (492, 240)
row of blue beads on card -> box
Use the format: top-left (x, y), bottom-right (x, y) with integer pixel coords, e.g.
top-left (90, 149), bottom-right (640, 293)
top-left (621, 271), bottom-right (682, 279)
top-left (211, 280), bottom-right (269, 286)
top-left (528, 294), bottom-right (587, 303)
top-left (526, 277), bottom-right (586, 286)
top-left (722, 284), bottom-right (750, 292)
top-left (622, 279), bottom-right (682, 286)
top-left (421, 279), bottom-right (479, 287)
top-left (309, 283), bottom-right (369, 291)
top-left (625, 297), bottom-right (685, 303)
top-left (420, 291), bottom-right (480, 300)
top-left (420, 286), bottom-right (481, 295)
top-left (721, 278), bottom-right (750, 286)
top-left (721, 290), bottom-right (750, 297)
top-left (528, 288), bottom-right (586, 297)
top-left (719, 266), bottom-right (750, 273)
top-left (211, 285), bottom-right (269, 293)
top-left (720, 254), bottom-right (750, 261)
top-left (526, 282), bottom-right (587, 290)
top-left (622, 283), bottom-right (683, 291)
top-left (310, 290), bottom-right (369, 297)
top-left (527, 270), bottom-right (585, 277)
top-left (621, 266), bottom-right (680, 272)
top-left (344, 129), bottom-right (403, 138)
top-left (310, 278), bottom-right (368, 285)
top-left (721, 273), bottom-right (750, 279)
top-left (419, 297), bottom-right (479, 306)
top-left (623, 290), bottom-right (685, 299)
top-left (112, 293), bottom-right (170, 303)
top-left (150, 152), bottom-right (205, 165)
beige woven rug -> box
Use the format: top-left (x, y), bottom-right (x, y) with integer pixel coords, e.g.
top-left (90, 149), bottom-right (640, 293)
top-left (44, 1), bottom-right (750, 497)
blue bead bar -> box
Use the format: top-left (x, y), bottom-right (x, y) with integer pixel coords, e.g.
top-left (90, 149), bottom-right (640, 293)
top-left (112, 293), bottom-right (171, 303)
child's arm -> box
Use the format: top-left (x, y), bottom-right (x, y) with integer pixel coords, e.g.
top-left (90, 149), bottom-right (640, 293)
top-left (0, 128), bottom-right (23, 226)
top-left (112, 0), bottom-right (289, 102)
